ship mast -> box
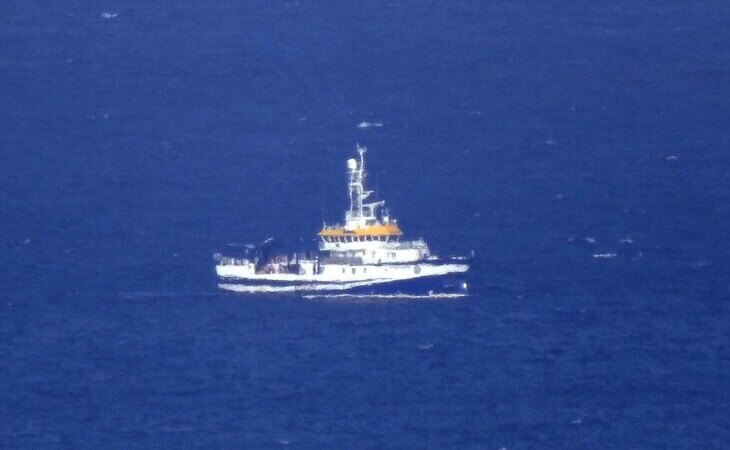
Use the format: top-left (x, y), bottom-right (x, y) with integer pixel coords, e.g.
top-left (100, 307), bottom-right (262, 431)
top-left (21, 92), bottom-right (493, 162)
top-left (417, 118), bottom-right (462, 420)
top-left (346, 145), bottom-right (364, 228)
top-left (345, 144), bottom-right (379, 230)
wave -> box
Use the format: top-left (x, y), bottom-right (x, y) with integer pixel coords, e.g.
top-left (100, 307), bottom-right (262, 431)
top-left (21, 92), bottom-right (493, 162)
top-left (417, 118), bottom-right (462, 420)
top-left (118, 291), bottom-right (217, 299)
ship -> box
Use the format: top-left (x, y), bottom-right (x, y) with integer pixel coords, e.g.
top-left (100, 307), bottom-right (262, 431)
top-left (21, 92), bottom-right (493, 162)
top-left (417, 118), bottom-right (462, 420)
top-left (214, 145), bottom-right (471, 295)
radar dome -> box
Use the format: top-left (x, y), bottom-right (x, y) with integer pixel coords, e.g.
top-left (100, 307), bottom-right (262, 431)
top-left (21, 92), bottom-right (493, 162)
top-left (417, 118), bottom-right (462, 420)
top-left (347, 158), bottom-right (358, 170)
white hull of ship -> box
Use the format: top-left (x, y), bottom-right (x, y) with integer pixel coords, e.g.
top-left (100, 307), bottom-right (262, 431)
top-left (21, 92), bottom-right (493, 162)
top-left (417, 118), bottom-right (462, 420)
top-left (216, 261), bottom-right (469, 294)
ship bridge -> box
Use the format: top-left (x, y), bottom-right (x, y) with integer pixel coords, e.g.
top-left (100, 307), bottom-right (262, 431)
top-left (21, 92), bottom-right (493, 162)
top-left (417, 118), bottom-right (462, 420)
top-left (318, 223), bottom-right (403, 243)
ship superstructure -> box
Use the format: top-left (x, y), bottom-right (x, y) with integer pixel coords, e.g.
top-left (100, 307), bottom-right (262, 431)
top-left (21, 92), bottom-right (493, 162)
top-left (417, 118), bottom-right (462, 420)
top-left (318, 145), bottom-right (429, 265)
top-left (214, 145), bottom-right (470, 294)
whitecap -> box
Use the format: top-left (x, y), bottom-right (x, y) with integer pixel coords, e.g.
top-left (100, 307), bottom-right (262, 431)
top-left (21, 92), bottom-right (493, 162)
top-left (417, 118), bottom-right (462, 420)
top-left (666, 155), bottom-right (678, 161)
top-left (584, 237), bottom-right (596, 244)
top-left (619, 237), bottom-right (633, 244)
top-left (101, 12), bottom-right (119, 19)
top-left (417, 344), bottom-right (434, 350)
top-left (592, 253), bottom-right (617, 259)
top-left (357, 121), bottom-right (383, 129)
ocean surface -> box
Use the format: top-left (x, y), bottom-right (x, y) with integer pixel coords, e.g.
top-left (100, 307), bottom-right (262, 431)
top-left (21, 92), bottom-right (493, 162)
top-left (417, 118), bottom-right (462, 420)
top-left (1, 1), bottom-right (729, 448)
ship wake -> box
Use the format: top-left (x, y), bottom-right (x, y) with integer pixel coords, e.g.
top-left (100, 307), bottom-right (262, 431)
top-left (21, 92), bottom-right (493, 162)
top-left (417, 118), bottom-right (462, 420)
top-left (302, 292), bottom-right (466, 300)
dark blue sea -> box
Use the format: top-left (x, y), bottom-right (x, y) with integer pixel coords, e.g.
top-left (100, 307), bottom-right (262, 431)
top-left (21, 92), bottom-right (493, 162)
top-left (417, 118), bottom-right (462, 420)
top-left (2, 1), bottom-right (729, 448)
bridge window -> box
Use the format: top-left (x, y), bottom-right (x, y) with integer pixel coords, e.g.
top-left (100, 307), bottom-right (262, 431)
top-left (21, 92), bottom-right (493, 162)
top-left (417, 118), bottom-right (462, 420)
top-left (352, 267), bottom-right (356, 274)
top-left (342, 267), bottom-right (345, 273)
